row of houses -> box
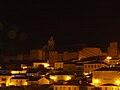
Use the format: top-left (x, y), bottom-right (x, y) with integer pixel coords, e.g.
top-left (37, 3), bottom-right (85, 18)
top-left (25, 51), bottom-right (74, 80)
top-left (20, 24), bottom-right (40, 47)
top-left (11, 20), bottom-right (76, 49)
top-left (0, 56), bottom-right (120, 90)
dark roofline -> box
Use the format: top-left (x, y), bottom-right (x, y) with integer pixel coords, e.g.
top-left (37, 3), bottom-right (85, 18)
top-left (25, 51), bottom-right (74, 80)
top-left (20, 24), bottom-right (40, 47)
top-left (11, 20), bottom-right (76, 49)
top-left (11, 77), bottom-right (28, 79)
top-left (27, 77), bottom-right (43, 81)
top-left (95, 67), bottom-right (120, 71)
top-left (101, 83), bottom-right (117, 86)
top-left (54, 83), bottom-right (94, 86)
top-left (84, 61), bottom-right (108, 65)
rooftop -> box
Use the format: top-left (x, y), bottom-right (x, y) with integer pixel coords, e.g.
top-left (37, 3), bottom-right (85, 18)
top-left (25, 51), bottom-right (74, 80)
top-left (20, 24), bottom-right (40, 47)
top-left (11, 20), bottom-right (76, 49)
top-left (11, 77), bottom-right (28, 79)
top-left (85, 61), bottom-right (108, 65)
top-left (27, 69), bottom-right (40, 73)
top-left (27, 77), bottom-right (42, 81)
top-left (50, 71), bottom-right (74, 75)
top-left (101, 83), bottom-right (117, 86)
top-left (95, 67), bottom-right (120, 71)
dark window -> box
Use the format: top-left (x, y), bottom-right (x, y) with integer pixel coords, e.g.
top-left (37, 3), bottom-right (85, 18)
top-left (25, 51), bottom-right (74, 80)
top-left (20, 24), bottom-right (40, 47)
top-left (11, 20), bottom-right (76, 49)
top-left (94, 65), bottom-right (96, 68)
top-left (2, 78), bottom-right (6, 81)
top-left (105, 87), bottom-right (107, 90)
top-left (60, 87), bottom-right (62, 90)
top-left (74, 87), bottom-right (76, 90)
top-left (69, 87), bottom-right (71, 90)
top-left (85, 65), bottom-right (87, 68)
top-left (55, 87), bottom-right (57, 90)
top-left (88, 65), bottom-right (90, 68)
top-left (91, 65), bottom-right (93, 68)
top-left (78, 67), bottom-right (81, 69)
top-left (97, 65), bottom-right (100, 68)
top-left (63, 87), bottom-right (65, 90)
top-left (1, 83), bottom-right (6, 86)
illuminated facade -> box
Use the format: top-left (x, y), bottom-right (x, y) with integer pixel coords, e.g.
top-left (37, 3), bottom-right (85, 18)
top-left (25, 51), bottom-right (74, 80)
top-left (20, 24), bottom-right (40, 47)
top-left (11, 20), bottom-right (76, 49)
top-left (54, 84), bottom-right (95, 90)
top-left (21, 64), bottom-right (33, 69)
top-left (9, 77), bottom-right (28, 86)
top-left (103, 57), bottom-right (120, 67)
top-left (84, 61), bottom-right (108, 75)
top-left (54, 61), bottom-right (64, 69)
top-left (99, 84), bottom-right (118, 90)
top-left (33, 62), bottom-right (50, 68)
top-left (92, 67), bottom-right (120, 87)
top-left (27, 77), bottom-right (51, 85)
top-left (50, 75), bottom-right (73, 82)
top-left (0, 75), bottom-right (12, 87)
top-left (63, 62), bottom-right (76, 71)
top-left (79, 48), bottom-right (103, 59)
top-left (11, 69), bottom-right (27, 74)
top-left (54, 85), bottom-right (80, 90)
top-left (49, 72), bottom-right (74, 82)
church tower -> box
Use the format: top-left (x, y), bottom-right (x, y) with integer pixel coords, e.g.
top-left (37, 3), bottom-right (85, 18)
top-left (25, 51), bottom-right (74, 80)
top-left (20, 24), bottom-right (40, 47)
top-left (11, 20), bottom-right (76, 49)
top-left (108, 42), bottom-right (118, 57)
top-left (48, 36), bottom-right (55, 49)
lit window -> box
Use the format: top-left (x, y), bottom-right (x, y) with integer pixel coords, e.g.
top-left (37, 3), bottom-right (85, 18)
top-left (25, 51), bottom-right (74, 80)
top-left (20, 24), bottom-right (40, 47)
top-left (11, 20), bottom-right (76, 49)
top-left (116, 80), bottom-right (120, 85)
top-left (94, 79), bottom-right (99, 84)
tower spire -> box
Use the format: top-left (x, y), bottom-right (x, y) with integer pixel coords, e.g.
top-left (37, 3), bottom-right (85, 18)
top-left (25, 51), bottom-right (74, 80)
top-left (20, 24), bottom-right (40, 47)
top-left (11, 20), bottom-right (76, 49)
top-left (48, 36), bottom-right (55, 49)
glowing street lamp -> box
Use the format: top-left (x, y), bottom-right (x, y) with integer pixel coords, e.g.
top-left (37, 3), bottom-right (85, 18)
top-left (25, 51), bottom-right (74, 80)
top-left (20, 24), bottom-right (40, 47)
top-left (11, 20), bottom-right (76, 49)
top-left (94, 79), bottom-right (99, 84)
top-left (65, 76), bottom-right (72, 81)
top-left (106, 56), bottom-right (112, 60)
top-left (93, 79), bottom-right (100, 86)
top-left (116, 80), bottom-right (120, 85)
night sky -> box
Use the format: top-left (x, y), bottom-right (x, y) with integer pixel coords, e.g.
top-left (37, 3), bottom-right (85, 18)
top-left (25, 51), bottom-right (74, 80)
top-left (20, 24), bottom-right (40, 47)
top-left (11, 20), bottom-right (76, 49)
top-left (0, 1), bottom-right (120, 54)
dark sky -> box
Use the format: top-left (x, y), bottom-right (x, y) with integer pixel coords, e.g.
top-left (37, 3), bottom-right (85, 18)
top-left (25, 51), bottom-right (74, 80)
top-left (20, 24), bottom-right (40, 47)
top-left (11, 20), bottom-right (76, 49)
top-left (0, 1), bottom-right (120, 54)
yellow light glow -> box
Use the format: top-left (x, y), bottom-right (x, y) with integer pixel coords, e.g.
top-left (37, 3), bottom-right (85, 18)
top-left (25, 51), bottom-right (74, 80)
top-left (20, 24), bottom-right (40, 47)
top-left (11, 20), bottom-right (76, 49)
top-left (84, 73), bottom-right (89, 76)
top-left (65, 76), bottom-right (72, 81)
top-left (50, 76), bottom-right (56, 80)
top-left (94, 79), bottom-right (99, 84)
top-left (116, 80), bottom-right (120, 85)
top-left (22, 66), bottom-right (27, 69)
top-left (41, 75), bottom-right (45, 77)
top-left (23, 82), bottom-right (28, 85)
top-left (43, 63), bottom-right (50, 68)
top-left (11, 71), bottom-right (19, 74)
top-left (106, 56), bottom-right (112, 60)
top-left (9, 82), bottom-right (14, 86)
top-left (86, 76), bottom-right (90, 78)
top-left (119, 87), bottom-right (120, 89)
